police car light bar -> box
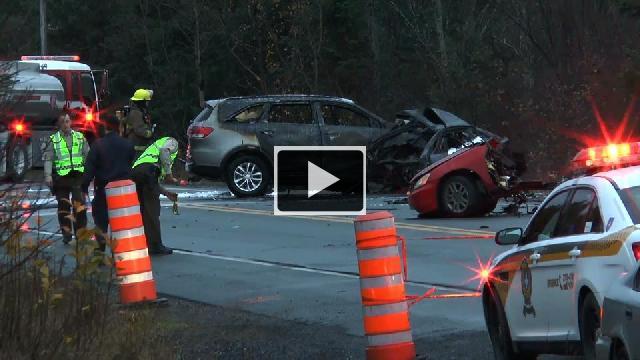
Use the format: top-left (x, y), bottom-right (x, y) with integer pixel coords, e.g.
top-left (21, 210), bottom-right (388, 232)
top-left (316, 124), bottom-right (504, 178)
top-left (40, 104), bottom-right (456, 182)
top-left (573, 142), bottom-right (640, 169)
top-left (20, 55), bottom-right (80, 61)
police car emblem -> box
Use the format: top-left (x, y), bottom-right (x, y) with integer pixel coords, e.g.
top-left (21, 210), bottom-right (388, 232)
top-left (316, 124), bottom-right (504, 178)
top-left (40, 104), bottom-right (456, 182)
top-left (520, 258), bottom-right (536, 317)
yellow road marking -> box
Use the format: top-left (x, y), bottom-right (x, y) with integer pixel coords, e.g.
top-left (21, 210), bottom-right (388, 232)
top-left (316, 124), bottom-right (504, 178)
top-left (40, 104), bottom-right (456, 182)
top-left (181, 203), bottom-right (495, 237)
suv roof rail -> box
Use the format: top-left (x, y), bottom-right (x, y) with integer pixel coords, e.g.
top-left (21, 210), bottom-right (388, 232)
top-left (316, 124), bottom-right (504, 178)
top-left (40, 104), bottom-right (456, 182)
top-left (211, 94), bottom-right (355, 103)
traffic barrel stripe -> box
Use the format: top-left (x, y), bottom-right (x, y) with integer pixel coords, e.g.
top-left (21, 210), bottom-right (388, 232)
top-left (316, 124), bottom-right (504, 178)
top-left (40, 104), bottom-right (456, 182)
top-left (106, 183), bottom-right (139, 210)
top-left (357, 245), bottom-right (398, 260)
top-left (108, 205), bottom-right (141, 218)
top-left (115, 249), bottom-right (152, 276)
top-left (108, 204), bottom-right (143, 231)
top-left (118, 270), bottom-right (153, 285)
top-left (363, 301), bottom-right (408, 316)
top-left (367, 330), bottom-right (413, 346)
top-left (354, 217), bottom-right (395, 232)
top-left (110, 226), bottom-right (147, 253)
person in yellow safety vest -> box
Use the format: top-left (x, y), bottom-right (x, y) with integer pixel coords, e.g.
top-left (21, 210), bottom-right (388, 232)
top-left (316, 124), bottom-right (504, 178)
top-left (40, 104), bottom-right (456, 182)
top-left (131, 137), bottom-right (179, 255)
top-left (124, 88), bottom-right (155, 156)
top-left (44, 113), bottom-right (89, 244)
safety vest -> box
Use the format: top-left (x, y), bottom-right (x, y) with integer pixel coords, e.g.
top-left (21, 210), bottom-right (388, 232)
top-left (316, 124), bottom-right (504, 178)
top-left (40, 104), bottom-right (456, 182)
top-left (132, 137), bottom-right (177, 179)
top-left (50, 130), bottom-right (86, 176)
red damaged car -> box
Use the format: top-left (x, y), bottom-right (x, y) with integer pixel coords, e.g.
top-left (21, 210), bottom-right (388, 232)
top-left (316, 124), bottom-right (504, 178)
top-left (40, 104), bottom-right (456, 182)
top-left (408, 128), bottom-right (526, 217)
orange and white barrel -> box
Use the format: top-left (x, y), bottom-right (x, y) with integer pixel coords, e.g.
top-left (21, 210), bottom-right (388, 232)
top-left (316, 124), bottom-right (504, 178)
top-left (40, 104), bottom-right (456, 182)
top-left (354, 211), bottom-right (415, 360)
top-left (106, 180), bottom-right (157, 304)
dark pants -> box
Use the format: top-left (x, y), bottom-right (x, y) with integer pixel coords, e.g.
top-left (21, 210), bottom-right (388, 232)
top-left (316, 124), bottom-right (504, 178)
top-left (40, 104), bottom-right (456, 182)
top-left (91, 186), bottom-right (108, 250)
top-left (53, 173), bottom-right (87, 239)
top-left (131, 163), bottom-right (164, 250)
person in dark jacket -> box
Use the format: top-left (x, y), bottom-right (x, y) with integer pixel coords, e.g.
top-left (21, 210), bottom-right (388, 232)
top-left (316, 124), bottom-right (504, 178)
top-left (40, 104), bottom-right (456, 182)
top-left (124, 89), bottom-right (154, 156)
top-left (82, 115), bottom-right (136, 251)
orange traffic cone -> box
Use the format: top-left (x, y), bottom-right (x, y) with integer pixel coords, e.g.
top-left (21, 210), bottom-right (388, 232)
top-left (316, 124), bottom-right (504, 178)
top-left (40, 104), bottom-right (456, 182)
top-left (105, 180), bottom-right (165, 305)
top-left (354, 211), bottom-right (415, 360)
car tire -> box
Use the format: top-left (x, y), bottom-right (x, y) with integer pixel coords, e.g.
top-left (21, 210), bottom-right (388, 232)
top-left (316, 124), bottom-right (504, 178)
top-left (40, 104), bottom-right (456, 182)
top-left (226, 155), bottom-right (270, 197)
top-left (579, 292), bottom-right (601, 360)
top-left (439, 175), bottom-right (482, 217)
top-left (7, 141), bottom-right (28, 183)
top-left (484, 289), bottom-right (537, 360)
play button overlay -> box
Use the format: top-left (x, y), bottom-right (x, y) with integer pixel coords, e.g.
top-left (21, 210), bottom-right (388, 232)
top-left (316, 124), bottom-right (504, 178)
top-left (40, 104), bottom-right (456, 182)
top-left (307, 161), bottom-right (339, 198)
top-left (274, 146), bottom-right (366, 215)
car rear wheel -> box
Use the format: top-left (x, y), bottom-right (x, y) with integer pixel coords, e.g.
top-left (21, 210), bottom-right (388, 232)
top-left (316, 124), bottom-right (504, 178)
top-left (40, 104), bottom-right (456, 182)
top-left (439, 175), bottom-right (482, 217)
top-left (579, 292), bottom-right (601, 360)
top-left (484, 290), bottom-right (537, 360)
top-left (226, 155), bottom-right (270, 197)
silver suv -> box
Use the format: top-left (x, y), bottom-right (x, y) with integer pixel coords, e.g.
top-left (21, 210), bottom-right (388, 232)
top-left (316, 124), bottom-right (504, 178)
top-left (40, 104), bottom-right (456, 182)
top-left (186, 95), bottom-right (388, 197)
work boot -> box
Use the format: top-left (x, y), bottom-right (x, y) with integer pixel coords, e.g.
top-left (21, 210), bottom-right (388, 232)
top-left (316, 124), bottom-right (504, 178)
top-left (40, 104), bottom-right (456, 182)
top-left (150, 245), bottom-right (173, 256)
top-left (62, 235), bottom-right (72, 245)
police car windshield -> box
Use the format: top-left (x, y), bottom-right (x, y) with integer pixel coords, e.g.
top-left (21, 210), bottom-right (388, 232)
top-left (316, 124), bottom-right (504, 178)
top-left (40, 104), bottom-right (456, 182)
top-left (619, 186), bottom-right (640, 224)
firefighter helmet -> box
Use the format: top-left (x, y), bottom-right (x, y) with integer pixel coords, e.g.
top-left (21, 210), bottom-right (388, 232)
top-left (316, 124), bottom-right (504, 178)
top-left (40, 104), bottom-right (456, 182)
top-left (131, 89), bottom-right (152, 101)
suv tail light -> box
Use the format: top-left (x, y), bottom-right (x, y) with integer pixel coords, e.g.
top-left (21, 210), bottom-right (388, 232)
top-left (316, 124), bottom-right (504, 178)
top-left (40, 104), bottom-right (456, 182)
top-left (633, 243), bottom-right (640, 261)
top-left (188, 125), bottom-right (214, 139)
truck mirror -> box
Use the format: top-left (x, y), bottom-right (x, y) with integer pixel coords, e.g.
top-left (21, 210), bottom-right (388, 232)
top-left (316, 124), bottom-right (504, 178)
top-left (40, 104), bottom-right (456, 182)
top-left (93, 69), bottom-right (110, 100)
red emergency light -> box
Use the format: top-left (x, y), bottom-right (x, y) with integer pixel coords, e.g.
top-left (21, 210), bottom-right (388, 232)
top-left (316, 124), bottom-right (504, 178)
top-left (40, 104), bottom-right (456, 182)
top-left (573, 142), bottom-right (640, 169)
top-left (85, 110), bottom-right (94, 122)
top-left (20, 55), bottom-right (80, 61)
top-left (11, 120), bottom-right (28, 135)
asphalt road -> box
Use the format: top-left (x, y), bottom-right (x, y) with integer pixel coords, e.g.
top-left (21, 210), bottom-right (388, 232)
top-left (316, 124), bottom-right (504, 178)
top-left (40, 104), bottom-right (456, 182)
top-left (15, 183), bottom-right (582, 359)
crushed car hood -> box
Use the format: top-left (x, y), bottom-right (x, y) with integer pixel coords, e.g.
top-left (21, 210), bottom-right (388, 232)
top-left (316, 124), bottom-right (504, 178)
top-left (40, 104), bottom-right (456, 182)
top-left (410, 145), bottom-right (481, 183)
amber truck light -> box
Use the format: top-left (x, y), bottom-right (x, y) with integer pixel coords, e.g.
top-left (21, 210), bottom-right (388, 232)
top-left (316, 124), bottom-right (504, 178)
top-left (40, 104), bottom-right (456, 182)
top-left (21, 55), bottom-right (80, 61)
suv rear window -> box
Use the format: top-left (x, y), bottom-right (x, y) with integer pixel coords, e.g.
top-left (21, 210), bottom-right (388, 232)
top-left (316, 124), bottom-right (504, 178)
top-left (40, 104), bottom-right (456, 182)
top-left (230, 105), bottom-right (264, 123)
top-left (268, 104), bottom-right (313, 124)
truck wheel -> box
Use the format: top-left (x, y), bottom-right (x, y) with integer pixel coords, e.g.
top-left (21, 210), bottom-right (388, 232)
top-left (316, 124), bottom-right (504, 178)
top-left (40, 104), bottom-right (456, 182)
top-left (579, 292), bottom-right (600, 360)
top-left (226, 155), bottom-right (270, 197)
top-left (439, 175), bottom-right (481, 217)
top-left (7, 142), bottom-right (28, 183)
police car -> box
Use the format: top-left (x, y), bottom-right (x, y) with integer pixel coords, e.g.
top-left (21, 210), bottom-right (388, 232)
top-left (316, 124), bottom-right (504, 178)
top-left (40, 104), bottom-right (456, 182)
top-left (483, 142), bottom-right (640, 360)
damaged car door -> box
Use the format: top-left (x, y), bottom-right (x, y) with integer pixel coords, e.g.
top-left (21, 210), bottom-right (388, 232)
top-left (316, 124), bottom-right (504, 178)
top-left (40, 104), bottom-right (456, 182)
top-left (257, 102), bottom-right (322, 177)
top-left (317, 102), bottom-right (386, 146)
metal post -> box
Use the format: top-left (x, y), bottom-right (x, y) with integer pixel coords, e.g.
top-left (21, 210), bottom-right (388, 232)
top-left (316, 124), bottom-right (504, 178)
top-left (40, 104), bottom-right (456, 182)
top-left (39, 0), bottom-right (47, 55)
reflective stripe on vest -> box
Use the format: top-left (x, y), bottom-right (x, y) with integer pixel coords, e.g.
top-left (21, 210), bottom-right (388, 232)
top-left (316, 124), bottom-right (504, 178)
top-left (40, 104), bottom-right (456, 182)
top-left (132, 137), bottom-right (177, 179)
top-left (51, 131), bottom-right (85, 176)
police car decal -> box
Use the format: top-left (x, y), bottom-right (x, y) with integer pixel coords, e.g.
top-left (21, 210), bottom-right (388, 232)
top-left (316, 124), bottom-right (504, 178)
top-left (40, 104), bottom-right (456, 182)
top-left (520, 258), bottom-right (536, 317)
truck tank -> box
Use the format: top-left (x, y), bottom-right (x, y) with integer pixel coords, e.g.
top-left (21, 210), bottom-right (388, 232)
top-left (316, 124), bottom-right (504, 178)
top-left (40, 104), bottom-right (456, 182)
top-left (0, 61), bottom-right (65, 180)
